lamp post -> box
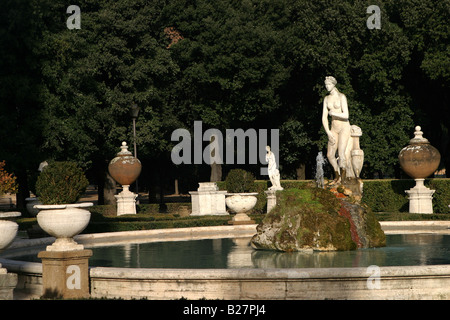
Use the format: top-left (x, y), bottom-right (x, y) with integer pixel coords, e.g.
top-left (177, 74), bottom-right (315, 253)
top-left (130, 103), bottom-right (140, 202)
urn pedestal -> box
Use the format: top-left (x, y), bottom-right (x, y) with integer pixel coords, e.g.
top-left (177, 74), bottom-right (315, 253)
top-left (115, 185), bottom-right (138, 215)
top-left (399, 126), bottom-right (441, 214)
top-left (108, 142), bottom-right (142, 216)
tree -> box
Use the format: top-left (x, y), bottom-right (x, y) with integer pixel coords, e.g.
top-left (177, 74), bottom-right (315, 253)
top-left (0, 0), bottom-right (48, 208)
top-left (391, 0), bottom-right (450, 173)
top-left (36, 0), bottom-right (179, 202)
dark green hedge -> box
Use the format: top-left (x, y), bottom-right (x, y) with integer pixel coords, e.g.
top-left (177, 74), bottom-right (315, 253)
top-left (90, 178), bottom-right (449, 219)
top-left (219, 179), bottom-right (449, 214)
top-left (361, 179), bottom-right (450, 213)
top-left (217, 180), bottom-right (312, 214)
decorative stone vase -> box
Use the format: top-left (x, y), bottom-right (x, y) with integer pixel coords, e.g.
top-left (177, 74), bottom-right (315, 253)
top-left (398, 126), bottom-right (441, 214)
top-left (108, 141), bottom-right (141, 186)
top-left (36, 202), bottom-right (93, 251)
top-left (108, 142), bottom-right (141, 215)
top-left (225, 193), bottom-right (258, 225)
top-left (350, 125), bottom-right (364, 178)
top-left (351, 149), bottom-right (364, 178)
top-left (26, 197), bottom-right (41, 217)
top-left (399, 126), bottom-right (441, 179)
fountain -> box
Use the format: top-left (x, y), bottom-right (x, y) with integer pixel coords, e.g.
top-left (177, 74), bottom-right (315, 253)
top-left (251, 76), bottom-right (383, 252)
top-left (3, 222), bottom-right (450, 299)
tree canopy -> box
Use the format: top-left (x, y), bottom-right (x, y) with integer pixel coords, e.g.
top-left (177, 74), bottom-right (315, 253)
top-left (1, 0), bottom-right (448, 204)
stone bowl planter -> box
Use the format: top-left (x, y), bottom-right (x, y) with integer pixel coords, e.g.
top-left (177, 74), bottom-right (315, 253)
top-left (225, 193), bottom-right (258, 225)
top-left (35, 202), bottom-right (93, 251)
top-left (0, 220), bottom-right (18, 252)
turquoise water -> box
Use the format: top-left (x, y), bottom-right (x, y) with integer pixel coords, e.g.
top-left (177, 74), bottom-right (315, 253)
top-left (4, 234), bottom-right (450, 269)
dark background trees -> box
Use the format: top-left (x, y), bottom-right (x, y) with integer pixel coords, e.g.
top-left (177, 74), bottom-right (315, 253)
top-left (1, 0), bottom-right (448, 208)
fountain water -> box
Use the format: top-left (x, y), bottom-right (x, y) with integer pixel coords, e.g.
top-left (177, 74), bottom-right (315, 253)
top-left (315, 151), bottom-right (326, 189)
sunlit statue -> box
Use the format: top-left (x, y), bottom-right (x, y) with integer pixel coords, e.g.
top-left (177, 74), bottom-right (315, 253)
top-left (322, 76), bottom-right (364, 186)
top-left (266, 146), bottom-right (283, 191)
top-left (322, 76), bottom-right (351, 183)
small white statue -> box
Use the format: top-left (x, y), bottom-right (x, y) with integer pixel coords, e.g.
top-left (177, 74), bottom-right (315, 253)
top-left (266, 146), bottom-right (283, 191)
top-left (322, 76), bottom-right (352, 183)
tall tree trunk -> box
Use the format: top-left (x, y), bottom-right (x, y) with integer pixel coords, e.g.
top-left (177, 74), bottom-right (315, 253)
top-left (103, 170), bottom-right (117, 205)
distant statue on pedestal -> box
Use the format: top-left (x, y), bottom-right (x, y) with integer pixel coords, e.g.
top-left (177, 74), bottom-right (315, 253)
top-left (266, 146), bottom-right (283, 191)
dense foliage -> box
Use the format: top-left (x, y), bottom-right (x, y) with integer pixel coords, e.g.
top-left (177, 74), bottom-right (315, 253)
top-left (0, 161), bottom-right (18, 195)
top-left (35, 161), bottom-right (89, 204)
top-left (0, 0), bottom-right (448, 205)
top-left (225, 169), bottom-right (256, 193)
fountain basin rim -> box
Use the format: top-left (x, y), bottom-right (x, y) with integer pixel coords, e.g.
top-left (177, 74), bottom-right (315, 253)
top-left (3, 258), bottom-right (450, 281)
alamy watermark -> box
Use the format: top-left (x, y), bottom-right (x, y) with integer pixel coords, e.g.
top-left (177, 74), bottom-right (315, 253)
top-left (67, 5), bottom-right (81, 30)
top-left (367, 5), bottom-right (381, 30)
top-left (366, 265), bottom-right (381, 289)
top-left (171, 121), bottom-right (279, 175)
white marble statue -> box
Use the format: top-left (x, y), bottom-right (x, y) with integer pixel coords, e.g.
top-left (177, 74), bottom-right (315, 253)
top-left (266, 146), bottom-right (283, 191)
top-left (322, 76), bottom-right (352, 183)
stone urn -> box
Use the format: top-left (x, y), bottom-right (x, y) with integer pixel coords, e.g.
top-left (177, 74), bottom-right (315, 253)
top-left (350, 125), bottom-right (364, 178)
top-left (108, 141), bottom-right (142, 186)
top-left (0, 220), bottom-right (18, 252)
top-left (108, 141), bottom-right (142, 215)
top-left (226, 193), bottom-right (258, 225)
top-left (26, 197), bottom-right (41, 217)
top-left (398, 126), bottom-right (441, 213)
top-left (399, 126), bottom-right (441, 179)
top-left (36, 202), bottom-right (93, 251)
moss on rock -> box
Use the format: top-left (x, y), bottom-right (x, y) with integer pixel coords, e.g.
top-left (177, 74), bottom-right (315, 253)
top-left (251, 187), bottom-right (385, 252)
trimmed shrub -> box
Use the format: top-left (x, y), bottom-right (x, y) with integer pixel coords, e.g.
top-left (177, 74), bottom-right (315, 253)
top-left (35, 161), bottom-right (89, 205)
top-left (225, 169), bottom-right (256, 193)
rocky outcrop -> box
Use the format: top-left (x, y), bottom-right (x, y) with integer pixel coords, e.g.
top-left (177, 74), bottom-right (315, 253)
top-left (251, 188), bottom-right (385, 252)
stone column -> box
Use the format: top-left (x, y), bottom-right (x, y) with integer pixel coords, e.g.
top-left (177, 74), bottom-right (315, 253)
top-left (265, 190), bottom-right (277, 213)
top-left (38, 249), bottom-right (92, 299)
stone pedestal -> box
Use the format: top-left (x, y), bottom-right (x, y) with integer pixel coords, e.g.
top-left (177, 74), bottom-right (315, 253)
top-left (265, 190), bottom-right (277, 213)
top-left (189, 182), bottom-right (228, 216)
top-left (115, 185), bottom-right (138, 216)
top-left (405, 179), bottom-right (435, 214)
top-left (38, 249), bottom-right (92, 299)
top-left (0, 267), bottom-right (18, 300)
top-left (228, 213), bottom-right (255, 225)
